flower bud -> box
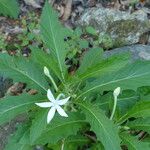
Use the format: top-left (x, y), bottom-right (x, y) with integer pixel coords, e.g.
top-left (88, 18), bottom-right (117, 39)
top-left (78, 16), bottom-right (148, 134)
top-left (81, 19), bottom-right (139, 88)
top-left (113, 87), bottom-right (121, 98)
top-left (44, 66), bottom-right (50, 77)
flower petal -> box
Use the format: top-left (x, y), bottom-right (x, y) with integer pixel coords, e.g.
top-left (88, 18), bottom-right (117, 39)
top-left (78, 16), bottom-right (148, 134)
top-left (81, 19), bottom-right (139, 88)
top-left (47, 107), bottom-right (56, 123)
top-left (56, 105), bottom-right (68, 117)
top-left (47, 89), bottom-right (55, 102)
top-left (57, 97), bottom-right (70, 105)
top-left (35, 102), bottom-right (53, 108)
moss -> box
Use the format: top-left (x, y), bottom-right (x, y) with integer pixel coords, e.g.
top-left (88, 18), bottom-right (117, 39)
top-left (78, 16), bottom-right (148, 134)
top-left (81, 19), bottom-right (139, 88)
top-left (98, 33), bottom-right (127, 49)
top-left (108, 19), bottom-right (150, 38)
top-left (106, 19), bottom-right (150, 48)
top-left (113, 38), bottom-right (126, 48)
top-left (99, 34), bottom-right (114, 49)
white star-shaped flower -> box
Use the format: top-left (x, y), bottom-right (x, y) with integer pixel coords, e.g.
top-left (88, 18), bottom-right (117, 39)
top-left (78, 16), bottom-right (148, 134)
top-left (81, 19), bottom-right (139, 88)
top-left (35, 89), bottom-right (70, 123)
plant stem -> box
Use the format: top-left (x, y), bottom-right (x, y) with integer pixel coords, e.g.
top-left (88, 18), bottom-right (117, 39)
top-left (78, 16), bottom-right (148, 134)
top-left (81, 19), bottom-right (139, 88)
top-left (61, 139), bottom-right (65, 150)
top-left (110, 96), bottom-right (117, 120)
top-left (47, 74), bottom-right (58, 92)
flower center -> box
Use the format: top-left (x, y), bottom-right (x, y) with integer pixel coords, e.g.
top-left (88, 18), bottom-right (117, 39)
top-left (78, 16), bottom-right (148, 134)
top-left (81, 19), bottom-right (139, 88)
top-left (52, 101), bottom-right (58, 107)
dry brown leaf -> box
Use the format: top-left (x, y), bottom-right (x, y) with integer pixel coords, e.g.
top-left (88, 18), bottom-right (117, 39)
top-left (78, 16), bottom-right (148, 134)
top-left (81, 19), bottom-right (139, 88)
top-left (28, 89), bottom-right (38, 95)
top-left (61, 0), bottom-right (72, 21)
top-left (58, 5), bottom-right (65, 18)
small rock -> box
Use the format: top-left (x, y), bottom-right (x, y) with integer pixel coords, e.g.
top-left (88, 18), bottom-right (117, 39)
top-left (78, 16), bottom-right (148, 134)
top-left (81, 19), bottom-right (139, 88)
top-left (139, 51), bottom-right (150, 60)
top-left (23, 0), bottom-right (42, 8)
top-left (22, 47), bottom-right (31, 57)
top-left (35, 146), bottom-right (44, 150)
top-left (7, 82), bottom-right (25, 96)
top-left (5, 26), bottom-right (24, 34)
top-left (78, 7), bottom-right (150, 48)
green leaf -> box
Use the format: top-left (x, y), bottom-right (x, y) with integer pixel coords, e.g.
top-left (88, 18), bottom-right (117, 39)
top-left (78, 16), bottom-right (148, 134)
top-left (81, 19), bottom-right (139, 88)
top-left (76, 101), bottom-right (121, 150)
top-left (0, 0), bottom-right (19, 18)
top-left (116, 91), bottom-right (139, 115)
top-left (0, 94), bottom-right (45, 125)
top-left (4, 124), bottom-right (32, 150)
top-left (30, 110), bottom-right (47, 144)
top-left (40, 2), bottom-right (68, 80)
top-left (31, 46), bottom-right (61, 81)
top-left (97, 91), bottom-right (138, 108)
top-left (78, 61), bottom-right (150, 99)
top-left (120, 133), bottom-right (150, 150)
top-left (63, 135), bottom-right (90, 150)
top-left (96, 91), bottom-right (139, 118)
top-left (85, 26), bottom-right (97, 35)
top-left (48, 135), bottom-right (90, 150)
top-left (76, 48), bottom-right (103, 75)
top-left (90, 142), bottom-right (105, 150)
top-left (127, 118), bottom-right (150, 134)
top-left (79, 39), bottom-right (89, 49)
top-left (74, 27), bottom-right (82, 37)
top-left (118, 101), bottom-right (150, 124)
top-left (0, 54), bottom-right (48, 92)
top-left (32, 112), bottom-right (86, 145)
top-left (76, 53), bottom-right (130, 80)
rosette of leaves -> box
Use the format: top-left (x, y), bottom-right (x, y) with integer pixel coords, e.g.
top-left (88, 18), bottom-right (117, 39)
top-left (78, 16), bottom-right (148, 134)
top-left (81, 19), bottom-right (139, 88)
top-left (0, 1), bottom-right (150, 150)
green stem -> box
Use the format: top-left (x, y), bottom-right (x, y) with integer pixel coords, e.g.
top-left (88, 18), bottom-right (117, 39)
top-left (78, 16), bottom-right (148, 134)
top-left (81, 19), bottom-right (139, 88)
top-left (47, 74), bottom-right (58, 92)
top-left (110, 96), bottom-right (117, 120)
top-left (61, 139), bottom-right (65, 150)
top-left (56, 93), bottom-right (65, 100)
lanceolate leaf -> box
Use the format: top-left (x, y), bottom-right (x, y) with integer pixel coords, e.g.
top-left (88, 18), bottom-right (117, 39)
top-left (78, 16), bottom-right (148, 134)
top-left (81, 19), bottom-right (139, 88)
top-left (30, 110), bottom-right (48, 144)
top-left (0, 94), bottom-right (45, 125)
top-left (32, 112), bottom-right (87, 145)
top-left (48, 135), bottom-right (90, 150)
top-left (63, 135), bottom-right (90, 150)
top-left (127, 118), bottom-right (150, 134)
top-left (76, 47), bottom-right (103, 75)
top-left (76, 101), bottom-right (121, 150)
top-left (120, 133), bottom-right (150, 150)
top-left (0, 0), bottom-right (19, 18)
top-left (115, 90), bottom-right (139, 116)
top-left (118, 101), bottom-right (150, 124)
top-left (31, 47), bottom-right (61, 81)
top-left (97, 93), bottom-right (139, 109)
top-left (76, 53), bottom-right (130, 80)
top-left (40, 2), bottom-right (68, 80)
top-left (78, 61), bottom-right (150, 99)
top-left (0, 54), bottom-right (48, 92)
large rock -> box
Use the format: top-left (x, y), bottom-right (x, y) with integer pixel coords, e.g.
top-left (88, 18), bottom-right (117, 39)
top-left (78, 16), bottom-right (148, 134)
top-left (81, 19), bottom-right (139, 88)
top-left (104, 44), bottom-right (150, 61)
top-left (78, 7), bottom-right (150, 48)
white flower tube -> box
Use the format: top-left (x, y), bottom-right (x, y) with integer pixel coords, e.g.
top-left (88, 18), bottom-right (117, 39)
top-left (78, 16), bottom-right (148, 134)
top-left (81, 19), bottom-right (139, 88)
top-left (110, 87), bottom-right (121, 120)
top-left (44, 66), bottom-right (50, 77)
top-left (44, 66), bottom-right (58, 91)
top-left (113, 87), bottom-right (121, 98)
